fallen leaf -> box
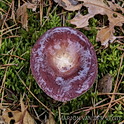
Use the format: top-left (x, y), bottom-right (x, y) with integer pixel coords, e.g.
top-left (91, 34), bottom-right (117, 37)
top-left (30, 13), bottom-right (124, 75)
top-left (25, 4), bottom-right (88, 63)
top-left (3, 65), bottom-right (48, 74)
top-left (69, 12), bottom-right (93, 28)
top-left (0, 103), bottom-right (19, 124)
top-left (46, 112), bottom-right (56, 124)
top-left (68, 0), bottom-right (124, 47)
top-left (1, 97), bottom-right (35, 124)
top-left (69, 0), bottom-right (108, 27)
top-left (108, 1), bottom-right (124, 13)
top-left (54, 0), bottom-right (82, 11)
top-left (20, 97), bottom-right (35, 124)
top-left (16, 2), bottom-right (37, 30)
top-left (96, 27), bottom-right (116, 47)
top-left (2, 108), bottom-right (22, 123)
top-left (98, 74), bottom-right (113, 93)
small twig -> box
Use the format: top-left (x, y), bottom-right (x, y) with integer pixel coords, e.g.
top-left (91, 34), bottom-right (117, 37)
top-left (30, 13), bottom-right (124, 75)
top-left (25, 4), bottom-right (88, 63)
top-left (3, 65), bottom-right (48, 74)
top-left (17, 65), bottom-right (25, 73)
top-left (116, 73), bottom-right (124, 90)
top-left (58, 11), bottom-right (67, 16)
top-left (22, 0), bottom-right (26, 3)
top-left (40, 0), bottom-right (43, 25)
top-left (20, 51), bottom-right (28, 57)
top-left (41, 4), bottom-right (58, 27)
top-left (115, 40), bottom-right (124, 45)
top-left (58, 107), bottom-right (62, 124)
top-left (1, 24), bottom-right (17, 32)
top-left (62, 9), bottom-right (65, 26)
top-left (1, 1), bottom-right (13, 30)
top-left (0, 27), bottom-right (20, 37)
top-left (0, 67), bottom-right (6, 69)
top-left (15, 71), bottom-right (54, 115)
top-left (46, 0), bottom-right (53, 16)
top-left (1, 0), bottom-right (11, 6)
top-left (70, 98), bottom-right (109, 115)
top-left (0, 64), bottom-right (18, 67)
top-left (18, 0), bottom-right (20, 8)
top-left (98, 93), bottom-right (124, 96)
top-left (118, 101), bottom-right (124, 106)
top-left (98, 102), bottom-right (116, 117)
top-left (0, 8), bottom-right (7, 13)
top-left (2, 35), bottom-right (20, 39)
top-left (83, 96), bottom-right (124, 112)
top-left (4, 22), bottom-right (13, 35)
top-left (117, 46), bottom-right (124, 51)
top-left (0, 86), bottom-right (18, 101)
top-left (1, 54), bottom-right (25, 60)
top-left (33, 107), bottom-right (45, 121)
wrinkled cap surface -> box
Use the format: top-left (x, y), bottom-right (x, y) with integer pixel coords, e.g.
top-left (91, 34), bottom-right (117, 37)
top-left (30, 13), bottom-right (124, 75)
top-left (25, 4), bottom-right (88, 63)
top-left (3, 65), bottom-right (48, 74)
top-left (30, 27), bottom-right (98, 102)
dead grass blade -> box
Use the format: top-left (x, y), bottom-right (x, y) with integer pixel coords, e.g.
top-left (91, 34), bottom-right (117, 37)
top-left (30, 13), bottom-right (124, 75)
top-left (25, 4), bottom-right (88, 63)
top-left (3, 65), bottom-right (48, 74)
top-left (1, 54), bottom-right (25, 60)
top-left (16, 2), bottom-right (37, 30)
top-left (20, 97), bottom-right (35, 124)
top-left (40, 0), bottom-right (43, 25)
top-left (0, 27), bottom-right (20, 37)
top-left (98, 93), bottom-right (124, 96)
top-left (54, 0), bottom-right (82, 11)
top-left (47, 0), bottom-right (53, 16)
top-left (41, 4), bottom-right (58, 27)
top-left (69, 0), bottom-right (124, 47)
top-left (58, 107), bottom-right (62, 124)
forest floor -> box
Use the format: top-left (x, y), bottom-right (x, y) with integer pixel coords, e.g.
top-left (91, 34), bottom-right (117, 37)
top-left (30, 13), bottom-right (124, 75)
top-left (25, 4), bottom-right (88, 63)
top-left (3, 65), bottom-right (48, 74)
top-left (0, 0), bottom-right (124, 124)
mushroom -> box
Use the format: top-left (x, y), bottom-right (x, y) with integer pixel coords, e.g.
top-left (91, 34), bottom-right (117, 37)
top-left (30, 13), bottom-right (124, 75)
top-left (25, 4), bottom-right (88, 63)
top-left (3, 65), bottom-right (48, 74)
top-left (30, 27), bottom-right (98, 102)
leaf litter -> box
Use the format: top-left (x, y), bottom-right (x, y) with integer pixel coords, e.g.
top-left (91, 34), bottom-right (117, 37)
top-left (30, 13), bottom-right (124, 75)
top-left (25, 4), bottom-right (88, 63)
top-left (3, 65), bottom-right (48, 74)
top-left (54, 0), bottom-right (82, 11)
top-left (98, 73), bottom-right (113, 93)
top-left (1, 97), bottom-right (35, 124)
top-left (55, 0), bottom-right (124, 47)
top-left (1, 0), bottom-right (124, 123)
top-left (16, 2), bottom-right (37, 30)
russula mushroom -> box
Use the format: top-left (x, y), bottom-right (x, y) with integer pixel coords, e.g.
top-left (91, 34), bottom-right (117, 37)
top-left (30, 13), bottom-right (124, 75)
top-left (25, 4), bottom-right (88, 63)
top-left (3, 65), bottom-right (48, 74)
top-left (30, 27), bottom-right (98, 102)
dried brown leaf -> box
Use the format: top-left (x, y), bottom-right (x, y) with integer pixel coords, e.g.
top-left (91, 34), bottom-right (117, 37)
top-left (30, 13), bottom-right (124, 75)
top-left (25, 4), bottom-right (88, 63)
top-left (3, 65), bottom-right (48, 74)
top-left (108, 1), bottom-right (124, 13)
top-left (69, 0), bottom-right (108, 27)
top-left (20, 97), bottom-right (35, 124)
top-left (70, 0), bottom-right (124, 27)
top-left (98, 74), bottom-right (113, 93)
top-left (2, 108), bottom-right (22, 123)
top-left (2, 98), bottom-right (35, 124)
top-left (26, 3), bottom-right (37, 11)
top-left (69, 0), bottom-right (124, 47)
top-left (54, 0), bottom-right (82, 11)
top-left (16, 3), bottom-right (28, 30)
top-left (69, 12), bottom-right (93, 28)
top-left (16, 2), bottom-right (37, 30)
top-left (46, 112), bottom-right (56, 124)
top-left (0, 103), bottom-right (22, 124)
top-left (96, 27), bottom-right (116, 47)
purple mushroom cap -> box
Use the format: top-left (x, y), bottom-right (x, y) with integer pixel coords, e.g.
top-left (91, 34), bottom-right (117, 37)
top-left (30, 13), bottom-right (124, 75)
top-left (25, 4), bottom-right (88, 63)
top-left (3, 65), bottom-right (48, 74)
top-left (30, 27), bottom-right (98, 102)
